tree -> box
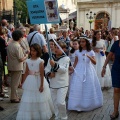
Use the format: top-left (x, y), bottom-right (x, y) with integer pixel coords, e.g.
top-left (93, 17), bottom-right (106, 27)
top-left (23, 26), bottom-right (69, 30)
top-left (15, 0), bottom-right (28, 24)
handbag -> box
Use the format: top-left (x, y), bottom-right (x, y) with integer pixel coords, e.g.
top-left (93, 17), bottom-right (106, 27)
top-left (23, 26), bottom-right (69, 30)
top-left (4, 56), bottom-right (8, 75)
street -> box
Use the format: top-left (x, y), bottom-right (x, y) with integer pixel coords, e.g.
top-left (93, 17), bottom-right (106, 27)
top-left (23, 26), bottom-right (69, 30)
top-left (0, 87), bottom-right (119, 120)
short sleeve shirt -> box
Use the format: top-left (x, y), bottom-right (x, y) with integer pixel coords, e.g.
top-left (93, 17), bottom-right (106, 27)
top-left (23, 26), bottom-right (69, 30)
top-left (27, 31), bottom-right (46, 47)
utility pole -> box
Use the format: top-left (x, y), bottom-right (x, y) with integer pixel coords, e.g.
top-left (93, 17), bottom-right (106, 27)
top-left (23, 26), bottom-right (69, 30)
top-left (13, 0), bottom-right (17, 27)
top-left (0, 0), bottom-right (1, 22)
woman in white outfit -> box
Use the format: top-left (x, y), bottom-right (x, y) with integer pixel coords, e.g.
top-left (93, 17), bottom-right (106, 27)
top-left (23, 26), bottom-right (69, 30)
top-left (92, 31), bottom-right (112, 89)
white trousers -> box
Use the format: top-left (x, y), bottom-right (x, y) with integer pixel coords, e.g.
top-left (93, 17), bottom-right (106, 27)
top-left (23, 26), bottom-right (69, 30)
top-left (50, 87), bottom-right (68, 120)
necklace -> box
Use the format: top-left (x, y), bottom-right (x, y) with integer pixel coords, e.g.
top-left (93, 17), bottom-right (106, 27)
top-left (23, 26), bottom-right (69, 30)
top-left (30, 59), bottom-right (35, 67)
top-left (30, 58), bottom-right (38, 66)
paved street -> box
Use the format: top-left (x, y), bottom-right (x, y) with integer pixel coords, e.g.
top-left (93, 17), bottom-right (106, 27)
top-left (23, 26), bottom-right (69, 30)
top-left (0, 87), bottom-right (119, 120)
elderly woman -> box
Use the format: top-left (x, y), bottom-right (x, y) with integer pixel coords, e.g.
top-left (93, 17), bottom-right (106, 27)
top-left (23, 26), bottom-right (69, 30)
top-left (101, 38), bottom-right (120, 119)
top-left (7, 30), bottom-right (28, 103)
top-left (19, 27), bottom-right (30, 87)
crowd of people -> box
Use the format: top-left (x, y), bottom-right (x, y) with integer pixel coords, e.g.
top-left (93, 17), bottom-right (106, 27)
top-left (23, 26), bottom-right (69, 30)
top-left (0, 19), bottom-right (120, 120)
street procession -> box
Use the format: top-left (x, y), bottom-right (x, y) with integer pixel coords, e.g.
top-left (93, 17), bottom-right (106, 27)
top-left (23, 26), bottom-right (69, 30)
top-left (0, 0), bottom-right (120, 120)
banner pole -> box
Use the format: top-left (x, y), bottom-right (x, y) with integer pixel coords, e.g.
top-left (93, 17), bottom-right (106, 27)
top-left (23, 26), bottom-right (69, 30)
top-left (45, 24), bottom-right (52, 60)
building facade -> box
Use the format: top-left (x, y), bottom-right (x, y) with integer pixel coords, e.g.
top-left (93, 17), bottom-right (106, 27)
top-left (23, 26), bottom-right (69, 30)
top-left (0, 0), bottom-right (13, 10)
top-left (0, 0), bottom-right (13, 22)
top-left (77, 0), bottom-right (120, 30)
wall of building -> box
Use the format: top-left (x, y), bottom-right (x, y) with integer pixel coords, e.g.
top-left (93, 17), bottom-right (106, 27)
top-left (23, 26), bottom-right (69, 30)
top-left (58, 0), bottom-right (76, 13)
top-left (0, 0), bottom-right (13, 11)
top-left (7, 0), bottom-right (13, 10)
top-left (77, 1), bottom-right (120, 30)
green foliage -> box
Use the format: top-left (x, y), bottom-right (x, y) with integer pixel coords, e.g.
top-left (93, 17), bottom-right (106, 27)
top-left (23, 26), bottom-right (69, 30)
top-left (89, 20), bottom-right (93, 24)
top-left (15, 0), bottom-right (28, 24)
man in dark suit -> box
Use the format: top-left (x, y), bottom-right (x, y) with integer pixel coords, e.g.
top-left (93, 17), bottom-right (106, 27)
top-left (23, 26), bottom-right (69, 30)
top-left (0, 36), bottom-right (7, 66)
top-left (0, 35), bottom-right (7, 111)
top-left (0, 33), bottom-right (7, 97)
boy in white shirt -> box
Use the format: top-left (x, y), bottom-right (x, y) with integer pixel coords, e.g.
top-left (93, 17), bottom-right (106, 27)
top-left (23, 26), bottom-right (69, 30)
top-left (45, 41), bottom-right (70, 120)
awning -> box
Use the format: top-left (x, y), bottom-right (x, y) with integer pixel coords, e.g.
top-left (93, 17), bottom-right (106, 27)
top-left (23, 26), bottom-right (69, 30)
top-left (69, 11), bottom-right (77, 19)
top-left (62, 11), bottom-right (77, 21)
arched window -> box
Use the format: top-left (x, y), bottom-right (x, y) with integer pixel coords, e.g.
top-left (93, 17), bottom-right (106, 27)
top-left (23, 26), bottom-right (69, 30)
top-left (96, 12), bottom-right (109, 20)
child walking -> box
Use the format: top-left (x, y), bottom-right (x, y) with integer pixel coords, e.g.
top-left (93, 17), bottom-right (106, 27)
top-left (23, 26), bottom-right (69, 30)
top-left (68, 37), bottom-right (103, 111)
top-left (16, 43), bottom-right (54, 120)
top-left (69, 39), bottom-right (79, 65)
top-left (92, 30), bottom-right (112, 89)
top-left (69, 39), bottom-right (79, 80)
top-left (45, 41), bottom-right (70, 120)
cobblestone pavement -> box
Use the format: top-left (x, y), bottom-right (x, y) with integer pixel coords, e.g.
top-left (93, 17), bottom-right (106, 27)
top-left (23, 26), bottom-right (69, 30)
top-left (0, 87), bottom-right (119, 120)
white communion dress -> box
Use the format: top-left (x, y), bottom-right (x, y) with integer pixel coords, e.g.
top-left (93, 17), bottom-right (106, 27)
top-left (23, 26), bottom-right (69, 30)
top-left (69, 52), bottom-right (76, 66)
top-left (16, 58), bottom-right (54, 120)
top-left (68, 50), bottom-right (103, 111)
top-left (94, 39), bottom-right (112, 88)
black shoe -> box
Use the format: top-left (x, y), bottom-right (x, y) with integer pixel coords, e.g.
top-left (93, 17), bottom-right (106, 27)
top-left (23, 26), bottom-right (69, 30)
top-left (10, 99), bottom-right (20, 103)
top-left (0, 106), bottom-right (4, 111)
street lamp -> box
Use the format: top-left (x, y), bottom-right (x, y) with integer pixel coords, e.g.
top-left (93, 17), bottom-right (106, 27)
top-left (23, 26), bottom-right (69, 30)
top-left (86, 11), bottom-right (96, 30)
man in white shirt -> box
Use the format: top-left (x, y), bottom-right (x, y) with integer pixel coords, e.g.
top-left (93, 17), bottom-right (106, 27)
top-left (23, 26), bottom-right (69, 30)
top-left (27, 24), bottom-right (47, 53)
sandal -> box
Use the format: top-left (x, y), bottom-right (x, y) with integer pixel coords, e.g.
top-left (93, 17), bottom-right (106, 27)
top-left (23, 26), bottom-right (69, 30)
top-left (110, 112), bottom-right (119, 120)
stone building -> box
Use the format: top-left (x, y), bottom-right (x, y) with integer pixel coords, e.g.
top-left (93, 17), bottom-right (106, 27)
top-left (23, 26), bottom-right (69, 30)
top-left (0, 0), bottom-right (13, 10)
top-left (0, 0), bottom-right (13, 22)
top-left (77, 0), bottom-right (120, 30)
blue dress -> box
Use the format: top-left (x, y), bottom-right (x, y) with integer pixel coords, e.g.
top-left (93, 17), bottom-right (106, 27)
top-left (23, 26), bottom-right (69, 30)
top-left (110, 40), bottom-right (120, 88)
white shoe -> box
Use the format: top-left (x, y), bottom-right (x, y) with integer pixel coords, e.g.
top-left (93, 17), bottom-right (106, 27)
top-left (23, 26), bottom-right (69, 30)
top-left (3, 90), bottom-right (8, 93)
top-left (0, 97), bottom-right (3, 101)
top-left (55, 117), bottom-right (61, 120)
top-left (61, 116), bottom-right (68, 120)
top-left (3, 94), bottom-right (9, 98)
top-left (4, 87), bottom-right (8, 90)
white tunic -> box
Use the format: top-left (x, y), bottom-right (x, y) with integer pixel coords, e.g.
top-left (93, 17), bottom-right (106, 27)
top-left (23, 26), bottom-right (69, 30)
top-left (94, 39), bottom-right (112, 87)
top-left (45, 56), bottom-right (70, 88)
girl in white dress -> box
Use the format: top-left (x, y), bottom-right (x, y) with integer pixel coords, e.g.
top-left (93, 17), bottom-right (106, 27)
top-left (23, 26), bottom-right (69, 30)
top-left (92, 31), bottom-right (112, 89)
top-left (69, 39), bottom-right (79, 65)
top-left (68, 37), bottom-right (103, 111)
top-left (69, 39), bottom-right (79, 78)
top-left (16, 43), bottom-right (54, 120)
